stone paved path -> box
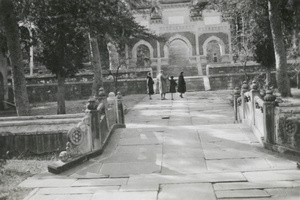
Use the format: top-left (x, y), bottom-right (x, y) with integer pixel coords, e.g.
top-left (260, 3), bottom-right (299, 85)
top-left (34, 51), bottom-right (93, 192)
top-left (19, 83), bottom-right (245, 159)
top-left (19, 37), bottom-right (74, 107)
top-left (21, 91), bottom-right (300, 200)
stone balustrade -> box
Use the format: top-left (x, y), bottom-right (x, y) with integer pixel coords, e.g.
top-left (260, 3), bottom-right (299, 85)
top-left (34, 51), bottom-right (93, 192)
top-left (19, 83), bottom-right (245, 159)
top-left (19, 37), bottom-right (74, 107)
top-left (234, 81), bottom-right (300, 156)
top-left (48, 88), bottom-right (125, 173)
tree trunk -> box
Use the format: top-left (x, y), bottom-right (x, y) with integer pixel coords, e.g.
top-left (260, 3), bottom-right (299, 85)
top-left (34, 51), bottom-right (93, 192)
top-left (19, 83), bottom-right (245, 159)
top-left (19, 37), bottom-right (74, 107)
top-left (0, 0), bottom-right (31, 115)
top-left (57, 73), bottom-right (66, 114)
top-left (268, 0), bottom-right (291, 97)
top-left (90, 38), bottom-right (103, 96)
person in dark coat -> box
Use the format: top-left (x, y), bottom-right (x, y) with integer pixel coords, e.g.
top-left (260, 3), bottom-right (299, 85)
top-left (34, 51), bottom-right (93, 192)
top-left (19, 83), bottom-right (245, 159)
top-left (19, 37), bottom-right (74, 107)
top-left (146, 72), bottom-right (154, 99)
top-left (169, 76), bottom-right (177, 100)
top-left (177, 72), bottom-right (186, 98)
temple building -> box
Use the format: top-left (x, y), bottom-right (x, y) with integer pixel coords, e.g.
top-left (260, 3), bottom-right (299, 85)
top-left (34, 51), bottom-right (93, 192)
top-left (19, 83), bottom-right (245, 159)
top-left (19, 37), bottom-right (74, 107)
top-left (127, 0), bottom-right (232, 77)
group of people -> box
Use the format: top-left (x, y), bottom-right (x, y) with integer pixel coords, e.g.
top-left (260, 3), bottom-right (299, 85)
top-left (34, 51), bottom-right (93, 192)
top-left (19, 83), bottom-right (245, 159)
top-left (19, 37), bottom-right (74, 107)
top-left (146, 70), bottom-right (186, 100)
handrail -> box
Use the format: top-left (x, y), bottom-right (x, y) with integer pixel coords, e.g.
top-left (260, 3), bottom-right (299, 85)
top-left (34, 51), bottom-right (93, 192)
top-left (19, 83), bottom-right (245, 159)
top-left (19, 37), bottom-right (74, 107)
top-left (2, 101), bottom-right (15, 108)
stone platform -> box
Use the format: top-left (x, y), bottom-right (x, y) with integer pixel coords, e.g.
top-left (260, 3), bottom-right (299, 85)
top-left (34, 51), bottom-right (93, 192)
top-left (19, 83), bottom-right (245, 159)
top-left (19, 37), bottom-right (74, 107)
top-left (20, 91), bottom-right (300, 200)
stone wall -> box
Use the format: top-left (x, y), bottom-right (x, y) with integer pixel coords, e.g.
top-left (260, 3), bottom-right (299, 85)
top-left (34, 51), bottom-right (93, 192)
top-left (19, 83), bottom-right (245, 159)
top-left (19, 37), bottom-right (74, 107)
top-left (8, 79), bottom-right (147, 103)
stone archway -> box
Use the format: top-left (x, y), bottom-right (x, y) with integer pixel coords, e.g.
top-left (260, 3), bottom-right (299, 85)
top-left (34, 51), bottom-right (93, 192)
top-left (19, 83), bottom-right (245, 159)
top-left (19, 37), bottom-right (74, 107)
top-left (136, 44), bottom-right (151, 68)
top-left (132, 40), bottom-right (154, 60)
top-left (202, 36), bottom-right (226, 60)
top-left (163, 34), bottom-right (193, 66)
top-left (206, 40), bottom-right (222, 63)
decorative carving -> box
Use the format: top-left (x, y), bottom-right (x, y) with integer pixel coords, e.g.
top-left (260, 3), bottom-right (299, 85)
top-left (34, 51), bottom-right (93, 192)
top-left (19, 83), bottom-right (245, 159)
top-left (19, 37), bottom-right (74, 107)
top-left (250, 80), bottom-right (259, 91)
top-left (255, 102), bottom-right (263, 113)
top-left (241, 81), bottom-right (249, 94)
top-left (68, 127), bottom-right (84, 146)
top-left (237, 97), bottom-right (242, 106)
top-left (86, 97), bottom-right (97, 110)
top-left (285, 119), bottom-right (298, 137)
top-left (264, 89), bottom-right (276, 102)
top-left (233, 87), bottom-right (240, 96)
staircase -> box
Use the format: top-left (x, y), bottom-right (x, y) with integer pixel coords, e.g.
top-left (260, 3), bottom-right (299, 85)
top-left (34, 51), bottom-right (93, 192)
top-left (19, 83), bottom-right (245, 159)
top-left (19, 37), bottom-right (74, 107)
top-left (185, 76), bottom-right (209, 92)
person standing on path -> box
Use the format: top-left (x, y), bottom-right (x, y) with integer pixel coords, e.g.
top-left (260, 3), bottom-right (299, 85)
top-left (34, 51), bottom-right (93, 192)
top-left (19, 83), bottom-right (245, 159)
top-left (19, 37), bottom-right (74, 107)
top-left (177, 71), bottom-right (186, 98)
top-left (146, 72), bottom-right (154, 100)
top-left (169, 76), bottom-right (177, 100)
top-left (156, 70), bottom-right (169, 100)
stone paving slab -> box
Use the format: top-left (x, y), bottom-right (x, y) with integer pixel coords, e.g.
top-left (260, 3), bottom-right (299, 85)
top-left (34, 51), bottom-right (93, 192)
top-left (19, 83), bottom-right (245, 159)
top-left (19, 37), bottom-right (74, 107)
top-left (243, 170), bottom-right (300, 182)
top-left (214, 181), bottom-right (294, 191)
top-left (162, 157), bottom-right (207, 174)
top-left (28, 194), bottom-right (93, 200)
top-left (19, 178), bottom-right (77, 188)
top-left (37, 186), bottom-right (119, 194)
top-left (265, 188), bottom-right (300, 200)
top-left (158, 183), bottom-right (216, 200)
top-left (103, 145), bottom-right (162, 163)
top-left (127, 173), bottom-right (246, 185)
top-left (92, 191), bottom-right (158, 200)
top-left (216, 189), bottom-right (271, 199)
top-left (100, 162), bottom-right (161, 175)
top-left (206, 158), bottom-right (271, 171)
top-left (120, 183), bottom-right (159, 192)
top-left (163, 146), bottom-right (204, 158)
top-left (71, 178), bottom-right (128, 187)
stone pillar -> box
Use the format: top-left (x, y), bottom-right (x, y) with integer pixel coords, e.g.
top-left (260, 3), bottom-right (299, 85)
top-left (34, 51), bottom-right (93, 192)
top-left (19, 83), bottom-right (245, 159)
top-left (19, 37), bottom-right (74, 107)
top-left (263, 89), bottom-right (276, 144)
top-left (156, 41), bottom-right (161, 73)
top-left (241, 81), bottom-right (249, 120)
top-left (86, 96), bottom-right (99, 150)
top-left (233, 87), bottom-right (241, 122)
top-left (250, 80), bottom-right (260, 125)
top-left (107, 92), bottom-right (117, 128)
top-left (195, 32), bottom-right (203, 75)
top-left (116, 92), bottom-right (125, 124)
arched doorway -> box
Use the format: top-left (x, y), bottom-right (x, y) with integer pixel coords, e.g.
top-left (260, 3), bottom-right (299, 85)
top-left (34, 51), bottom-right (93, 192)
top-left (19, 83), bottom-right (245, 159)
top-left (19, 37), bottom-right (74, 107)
top-left (206, 40), bottom-right (222, 63)
top-left (0, 72), bottom-right (4, 110)
top-left (169, 39), bottom-right (189, 66)
top-left (136, 44), bottom-right (151, 68)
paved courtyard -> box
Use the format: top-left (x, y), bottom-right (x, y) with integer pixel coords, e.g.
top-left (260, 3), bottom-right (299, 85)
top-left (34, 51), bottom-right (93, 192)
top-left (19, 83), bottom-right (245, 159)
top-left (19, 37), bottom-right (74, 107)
top-left (20, 91), bottom-right (300, 200)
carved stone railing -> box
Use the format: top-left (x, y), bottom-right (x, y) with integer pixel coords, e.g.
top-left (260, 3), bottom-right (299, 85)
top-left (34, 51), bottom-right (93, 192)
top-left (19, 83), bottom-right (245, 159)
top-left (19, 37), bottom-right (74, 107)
top-left (48, 88), bottom-right (125, 174)
top-left (234, 80), bottom-right (300, 156)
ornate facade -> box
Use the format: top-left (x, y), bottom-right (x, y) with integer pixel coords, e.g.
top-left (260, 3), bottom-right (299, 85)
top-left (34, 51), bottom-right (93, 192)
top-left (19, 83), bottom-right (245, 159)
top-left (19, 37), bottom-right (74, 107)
top-left (127, 0), bottom-right (232, 76)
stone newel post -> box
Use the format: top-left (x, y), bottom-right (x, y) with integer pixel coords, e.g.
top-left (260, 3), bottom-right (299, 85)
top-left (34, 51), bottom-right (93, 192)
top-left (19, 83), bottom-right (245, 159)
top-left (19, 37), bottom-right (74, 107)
top-left (250, 80), bottom-right (260, 125)
top-left (263, 89), bottom-right (276, 144)
top-left (233, 87), bottom-right (241, 122)
top-left (116, 92), bottom-right (125, 124)
top-left (241, 81), bottom-right (249, 120)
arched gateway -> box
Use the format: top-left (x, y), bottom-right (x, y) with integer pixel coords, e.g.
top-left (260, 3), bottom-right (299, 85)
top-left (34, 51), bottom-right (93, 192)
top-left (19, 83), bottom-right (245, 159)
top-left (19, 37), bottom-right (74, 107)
top-left (128, 0), bottom-right (232, 77)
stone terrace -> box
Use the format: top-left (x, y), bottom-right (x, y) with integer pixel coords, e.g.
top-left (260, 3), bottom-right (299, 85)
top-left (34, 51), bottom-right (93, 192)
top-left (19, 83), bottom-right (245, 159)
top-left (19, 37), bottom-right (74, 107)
top-left (20, 91), bottom-right (300, 200)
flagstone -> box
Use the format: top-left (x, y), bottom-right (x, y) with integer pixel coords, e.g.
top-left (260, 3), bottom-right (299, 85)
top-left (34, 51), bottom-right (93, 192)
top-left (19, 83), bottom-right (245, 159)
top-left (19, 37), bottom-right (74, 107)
top-left (243, 170), bottom-right (300, 182)
top-left (207, 158), bottom-right (271, 171)
top-left (29, 194), bottom-right (93, 200)
top-left (216, 189), bottom-right (270, 199)
top-left (120, 183), bottom-right (159, 192)
top-left (37, 186), bottom-right (119, 194)
top-left (162, 157), bottom-right (207, 174)
top-left (71, 178), bottom-right (128, 187)
top-left (19, 178), bottom-right (77, 188)
top-left (92, 191), bottom-right (158, 200)
top-left (158, 183), bottom-right (216, 200)
top-left (100, 162), bottom-right (161, 176)
top-left (214, 181), bottom-right (294, 191)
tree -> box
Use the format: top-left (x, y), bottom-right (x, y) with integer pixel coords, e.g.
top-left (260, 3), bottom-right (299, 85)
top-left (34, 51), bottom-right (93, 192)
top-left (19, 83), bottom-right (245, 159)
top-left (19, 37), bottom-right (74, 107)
top-left (31, 0), bottom-right (88, 114)
top-left (0, 0), bottom-right (31, 116)
top-left (268, 0), bottom-right (291, 97)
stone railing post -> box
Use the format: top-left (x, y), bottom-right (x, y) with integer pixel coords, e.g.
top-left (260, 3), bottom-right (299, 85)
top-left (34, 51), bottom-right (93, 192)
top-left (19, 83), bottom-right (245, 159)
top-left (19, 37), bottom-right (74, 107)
top-left (263, 89), bottom-right (276, 144)
top-left (250, 80), bottom-right (260, 125)
top-left (233, 87), bottom-right (241, 122)
top-left (241, 81), bottom-right (249, 119)
top-left (107, 92), bottom-right (117, 127)
top-left (86, 96), bottom-right (99, 150)
top-left (116, 92), bottom-right (125, 124)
